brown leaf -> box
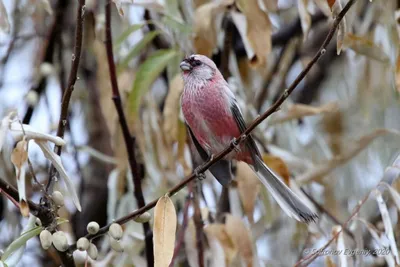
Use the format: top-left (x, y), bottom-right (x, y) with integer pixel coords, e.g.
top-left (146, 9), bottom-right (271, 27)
top-left (326, 0), bottom-right (336, 10)
top-left (325, 255), bottom-right (336, 267)
top-left (262, 154), bottom-right (291, 186)
top-left (225, 215), bottom-right (253, 267)
top-left (332, 0), bottom-right (346, 55)
top-left (204, 224), bottom-right (237, 265)
top-left (193, 0), bottom-right (233, 57)
top-left (153, 196), bottom-right (177, 267)
top-left (298, 0), bottom-right (311, 39)
top-left (344, 33), bottom-right (390, 63)
top-left (11, 140), bottom-right (28, 169)
top-left (269, 102), bottom-right (339, 124)
top-left (260, 0), bottom-right (278, 12)
top-left (236, 162), bottom-right (260, 223)
top-left (233, 0), bottom-right (272, 67)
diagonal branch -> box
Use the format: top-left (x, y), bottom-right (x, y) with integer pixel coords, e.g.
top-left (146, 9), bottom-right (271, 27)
top-left (104, 1), bottom-right (154, 265)
top-left (68, 0), bottom-right (357, 252)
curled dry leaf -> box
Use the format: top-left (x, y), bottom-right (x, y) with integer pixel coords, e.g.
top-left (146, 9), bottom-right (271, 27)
top-left (225, 215), bottom-right (253, 267)
top-left (10, 121), bottom-right (66, 146)
top-left (379, 182), bottom-right (400, 212)
top-left (204, 224), bottom-right (237, 266)
top-left (11, 140), bottom-right (29, 217)
top-left (344, 33), bottom-right (390, 63)
top-left (262, 154), bottom-right (291, 186)
top-left (0, 0), bottom-right (10, 33)
top-left (259, 0), bottom-right (278, 12)
top-left (326, 0), bottom-right (336, 10)
top-left (153, 196), bottom-right (177, 267)
top-left (193, 0), bottom-right (233, 57)
top-left (236, 162), bottom-right (260, 223)
top-left (233, 0), bottom-right (272, 67)
top-left (332, 0), bottom-right (346, 55)
top-left (112, 0), bottom-right (124, 16)
top-left (269, 102), bottom-right (339, 125)
top-left (374, 190), bottom-right (400, 264)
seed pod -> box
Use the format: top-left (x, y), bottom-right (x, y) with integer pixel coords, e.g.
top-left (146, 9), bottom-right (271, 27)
top-left (39, 229), bottom-right (52, 250)
top-left (52, 191), bottom-right (64, 207)
top-left (77, 237), bottom-right (90, 251)
top-left (109, 236), bottom-right (124, 252)
top-left (87, 243), bottom-right (98, 260)
top-left (109, 223), bottom-right (123, 240)
top-left (87, 221), bottom-right (100, 235)
top-left (134, 212), bottom-right (151, 223)
top-left (52, 231), bottom-right (68, 252)
top-left (40, 62), bottom-right (54, 76)
top-left (25, 91), bottom-right (39, 107)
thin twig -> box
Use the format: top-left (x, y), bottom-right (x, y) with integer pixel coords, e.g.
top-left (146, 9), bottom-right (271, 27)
top-left (104, 1), bottom-right (154, 265)
top-left (68, 0), bottom-right (357, 252)
top-left (46, 0), bottom-right (86, 192)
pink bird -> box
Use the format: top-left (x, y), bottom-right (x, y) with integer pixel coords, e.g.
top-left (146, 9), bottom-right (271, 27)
top-left (180, 54), bottom-right (318, 223)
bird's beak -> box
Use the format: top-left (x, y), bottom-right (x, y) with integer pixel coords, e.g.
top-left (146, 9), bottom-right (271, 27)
top-left (180, 60), bottom-right (192, 71)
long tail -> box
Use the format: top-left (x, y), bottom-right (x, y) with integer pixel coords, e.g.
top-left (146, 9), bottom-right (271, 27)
top-left (253, 156), bottom-right (318, 223)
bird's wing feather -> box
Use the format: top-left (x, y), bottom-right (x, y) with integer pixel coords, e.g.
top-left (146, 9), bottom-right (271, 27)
top-left (230, 100), bottom-right (262, 170)
top-left (186, 123), bottom-right (233, 187)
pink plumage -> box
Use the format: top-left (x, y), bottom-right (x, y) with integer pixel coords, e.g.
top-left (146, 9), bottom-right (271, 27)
top-left (180, 54), bottom-right (318, 223)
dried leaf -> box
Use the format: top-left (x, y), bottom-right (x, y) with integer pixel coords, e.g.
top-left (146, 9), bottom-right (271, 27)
top-left (163, 75), bottom-right (184, 148)
top-left (112, 0), bottom-right (124, 16)
top-left (35, 141), bottom-right (81, 211)
top-left (260, 0), bottom-right (278, 12)
top-left (326, 0), bottom-right (335, 10)
top-left (234, 0), bottom-right (272, 67)
top-left (325, 256), bottom-right (336, 267)
top-left (40, 0), bottom-right (53, 15)
top-left (193, 0), bottom-right (233, 57)
top-left (204, 224), bottom-right (237, 266)
top-left (379, 182), bottom-right (400, 212)
top-left (153, 195), bottom-right (177, 267)
top-left (298, 129), bottom-right (400, 184)
top-left (0, 112), bottom-right (16, 152)
top-left (375, 190), bottom-right (400, 264)
top-left (269, 102), bottom-right (339, 125)
top-left (334, 226), bottom-right (348, 267)
top-left (10, 121), bottom-right (65, 146)
top-left (11, 140), bottom-right (29, 217)
top-left (129, 49), bottom-right (178, 119)
top-left (344, 33), bottom-right (390, 63)
top-left (225, 215), bottom-right (253, 267)
top-left (184, 219), bottom-right (201, 267)
top-left (0, 0), bottom-right (10, 33)
top-left (313, 0), bottom-right (331, 16)
top-left (332, 0), bottom-right (346, 55)
top-left (262, 154), bottom-right (290, 186)
top-left (298, 0), bottom-right (311, 40)
top-left (236, 162), bottom-right (260, 223)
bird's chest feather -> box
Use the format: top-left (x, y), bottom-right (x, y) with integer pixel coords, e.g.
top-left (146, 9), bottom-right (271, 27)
top-left (181, 84), bottom-right (241, 153)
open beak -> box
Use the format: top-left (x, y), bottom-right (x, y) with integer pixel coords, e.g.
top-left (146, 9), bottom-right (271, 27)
top-left (180, 60), bottom-right (192, 71)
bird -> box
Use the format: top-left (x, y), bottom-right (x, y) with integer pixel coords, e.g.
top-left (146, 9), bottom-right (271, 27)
top-left (179, 54), bottom-right (318, 223)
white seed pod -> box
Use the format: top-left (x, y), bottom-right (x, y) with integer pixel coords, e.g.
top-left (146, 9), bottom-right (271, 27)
top-left (87, 221), bottom-right (100, 235)
top-left (52, 231), bottom-right (68, 252)
top-left (134, 212), bottom-right (151, 223)
top-left (25, 91), bottom-right (39, 107)
top-left (52, 191), bottom-right (64, 207)
top-left (39, 62), bottom-right (54, 76)
top-left (109, 236), bottom-right (124, 252)
top-left (76, 237), bottom-right (90, 251)
top-left (39, 229), bottom-right (53, 250)
top-left (87, 243), bottom-right (98, 260)
top-left (109, 223), bottom-right (123, 240)
top-left (36, 217), bottom-right (42, 226)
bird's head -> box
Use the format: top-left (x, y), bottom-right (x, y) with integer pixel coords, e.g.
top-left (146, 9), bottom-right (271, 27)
top-left (179, 54), bottom-right (218, 82)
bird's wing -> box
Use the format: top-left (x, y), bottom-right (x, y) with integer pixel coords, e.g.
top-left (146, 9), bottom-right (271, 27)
top-left (230, 100), bottom-right (262, 170)
top-left (186, 123), bottom-right (233, 187)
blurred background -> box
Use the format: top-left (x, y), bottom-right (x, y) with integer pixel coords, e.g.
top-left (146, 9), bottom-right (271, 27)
top-left (0, 0), bottom-right (399, 266)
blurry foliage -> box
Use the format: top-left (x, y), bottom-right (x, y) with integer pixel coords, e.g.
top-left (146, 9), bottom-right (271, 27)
top-left (0, 0), bottom-right (399, 266)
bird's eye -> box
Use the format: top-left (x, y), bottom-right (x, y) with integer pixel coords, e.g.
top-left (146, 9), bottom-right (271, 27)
top-left (193, 60), bottom-right (202, 66)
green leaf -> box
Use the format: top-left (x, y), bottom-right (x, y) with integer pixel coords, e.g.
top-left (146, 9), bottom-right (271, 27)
top-left (129, 49), bottom-right (178, 117)
top-left (1, 226), bottom-right (43, 261)
top-left (114, 23), bottom-right (145, 50)
top-left (57, 217), bottom-right (70, 225)
top-left (117, 31), bottom-right (160, 73)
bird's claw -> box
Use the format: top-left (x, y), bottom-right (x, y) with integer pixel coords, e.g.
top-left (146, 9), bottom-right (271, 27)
top-left (194, 166), bottom-right (206, 181)
top-left (230, 136), bottom-right (245, 152)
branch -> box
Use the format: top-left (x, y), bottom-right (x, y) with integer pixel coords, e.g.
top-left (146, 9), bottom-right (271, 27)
top-left (69, 0), bottom-right (357, 252)
top-left (46, 0), bottom-right (86, 192)
top-left (104, 1), bottom-right (154, 265)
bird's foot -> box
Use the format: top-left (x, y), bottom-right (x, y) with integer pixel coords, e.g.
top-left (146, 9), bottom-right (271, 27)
top-left (194, 166), bottom-right (206, 181)
top-left (230, 136), bottom-right (246, 152)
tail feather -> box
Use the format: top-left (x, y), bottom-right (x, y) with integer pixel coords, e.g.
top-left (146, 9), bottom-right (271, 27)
top-left (253, 156), bottom-right (318, 223)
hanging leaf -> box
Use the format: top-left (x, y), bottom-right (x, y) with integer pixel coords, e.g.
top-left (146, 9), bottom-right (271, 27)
top-left (114, 23), bottom-right (145, 50)
top-left (262, 154), bottom-right (291, 186)
top-left (235, 162), bottom-right (260, 223)
top-left (332, 0), bottom-right (346, 55)
top-left (344, 33), bottom-right (390, 63)
top-left (153, 195), bottom-right (177, 267)
top-left (129, 49), bottom-right (178, 119)
top-left (11, 139), bottom-right (29, 217)
top-left (234, 0), bottom-right (272, 67)
top-left (112, 0), bottom-right (124, 16)
top-left (225, 215), bottom-right (253, 267)
top-left (326, 0), bottom-right (336, 10)
top-left (117, 31), bottom-right (161, 73)
top-left (204, 224), bottom-right (237, 266)
top-left (298, 0), bottom-right (311, 40)
top-left (0, 0), bottom-right (10, 33)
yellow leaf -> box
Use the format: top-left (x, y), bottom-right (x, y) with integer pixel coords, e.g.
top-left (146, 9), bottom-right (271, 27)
top-left (325, 255), bottom-right (336, 267)
top-left (193, 0), bottom-right (233, 57)
top-left (11, 139), bottom-right (29, 217)
top-left (225, 215), bottom-right (253, 267)
top-left (153, 196), bottom-right (177, 267)
top-left (11, 140), bottom-right (28, 169)
top-left (262, 154), bottom-right (290, 186)
top-left (234, 0), bottom-right (272, 67)
top-left (236, 162), bottom-right (260, 223)
top-left (326, 0), bottom-right (336, 10)
top-left (204, 224), bottom-right (237, 265)
top-left (344, 33), bottom-right (390, 63)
